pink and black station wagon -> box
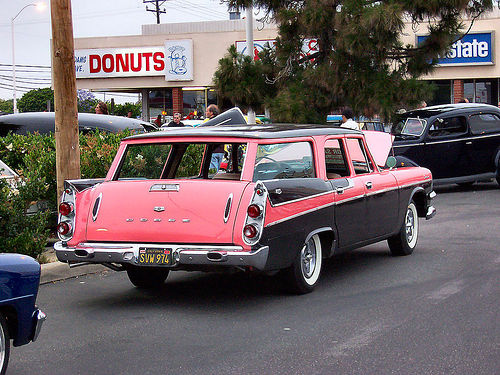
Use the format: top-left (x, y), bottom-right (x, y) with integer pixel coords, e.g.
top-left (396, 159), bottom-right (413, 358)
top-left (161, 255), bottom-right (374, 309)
top-left (55, 113), bottom-right (436, 294)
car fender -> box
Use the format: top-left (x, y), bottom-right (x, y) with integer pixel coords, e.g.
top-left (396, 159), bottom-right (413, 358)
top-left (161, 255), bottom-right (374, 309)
top-left (304, 227), bottom-right (337, 258)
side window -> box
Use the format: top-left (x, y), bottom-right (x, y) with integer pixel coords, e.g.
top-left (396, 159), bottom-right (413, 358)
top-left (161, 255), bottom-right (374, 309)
top-left (253, 142), bottom-right (315, 181)
top-left (175, 144), bottom-right (205, 178)
top-left (324, 139), bottom-right (349, 179)
top-left (428, 116), bottom-right (467, 137)
top-left (469, 113), bottom-right (500, 135)
top-left (345, 138), bottom-right (373, 175)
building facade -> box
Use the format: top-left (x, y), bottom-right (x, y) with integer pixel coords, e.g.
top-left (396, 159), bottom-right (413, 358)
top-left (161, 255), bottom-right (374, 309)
top-left (74, 9), bottom-right (500, 122)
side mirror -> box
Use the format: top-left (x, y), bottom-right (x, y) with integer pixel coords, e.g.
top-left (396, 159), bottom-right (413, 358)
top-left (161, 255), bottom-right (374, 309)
top-left (386, 156), bottom-right (397, 169)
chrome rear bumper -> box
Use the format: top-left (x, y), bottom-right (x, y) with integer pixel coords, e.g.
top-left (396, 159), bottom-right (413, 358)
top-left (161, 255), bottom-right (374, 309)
top-left (54, 242), bottom-right (269, 271)
top-left (32, 309), bottom-right (46, 342)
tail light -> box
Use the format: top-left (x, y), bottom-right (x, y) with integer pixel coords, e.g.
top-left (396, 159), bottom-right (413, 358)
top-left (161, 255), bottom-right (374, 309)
top-left (243, 224), bottom-right (258, 238)
top-left (247, 204), bottom-right (262, 218)
top-left (57, 222), bottom-right (72, 236)
top-left (242, 183), bottom-right (268, 245)
top-left (59, 202), bottom-right (73, 216)
top-left (58, 184), bottom-right (76, 241)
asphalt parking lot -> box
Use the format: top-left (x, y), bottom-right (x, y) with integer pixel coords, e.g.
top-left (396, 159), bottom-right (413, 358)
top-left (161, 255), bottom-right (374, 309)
top-left (18, 181), bottom-right (500, 375)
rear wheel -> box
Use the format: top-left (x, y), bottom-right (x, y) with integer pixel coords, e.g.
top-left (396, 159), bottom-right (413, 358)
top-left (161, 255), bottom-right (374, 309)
top-left (0, 314), bottom-right (10, 375)
top-left (285, 234), bottom-right (323, 294)
top-left (388, 201), bottom-right (419, 256)
top-left (126, 267), bottom-right (170, 288)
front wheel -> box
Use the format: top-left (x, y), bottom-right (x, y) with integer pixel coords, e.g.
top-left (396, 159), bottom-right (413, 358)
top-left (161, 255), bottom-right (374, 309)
top-left (0, 313), bottom-right (11, 375)
top-left (388, 201), bottom-right (419, 256)
top-left (126, 267), bottom-right (170, 288)
top-left (285, 234), bottom-right (323, 294)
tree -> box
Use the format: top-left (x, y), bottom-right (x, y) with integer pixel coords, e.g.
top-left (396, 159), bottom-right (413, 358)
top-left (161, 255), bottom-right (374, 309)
top-left (0, 99), bottom-right (13, 114)
top-left (17, 88), bottom-right (54, 112)
top-left (220, 0), bottom-right (494, 122)
top-left (113, 102), bottom-right (142, 118)
top-left (77, 89), bottom-right (99, 113)
top-left (213, 45), bottom-right (278, 113)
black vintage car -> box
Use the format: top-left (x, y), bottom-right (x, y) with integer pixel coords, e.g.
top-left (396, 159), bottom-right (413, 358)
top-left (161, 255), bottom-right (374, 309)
top-left (391, 103), bottom-right (500, 186)
top-left (0, 112), bottom-right (157, 136)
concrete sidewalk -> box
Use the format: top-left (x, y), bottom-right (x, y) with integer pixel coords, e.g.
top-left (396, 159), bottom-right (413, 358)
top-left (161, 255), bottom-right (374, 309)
top-left (40, 246), bottom-right (107, 285)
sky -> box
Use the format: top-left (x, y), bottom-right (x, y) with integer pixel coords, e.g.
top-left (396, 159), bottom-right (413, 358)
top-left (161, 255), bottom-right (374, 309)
top-left (0, 0), bottom-right (233, 103)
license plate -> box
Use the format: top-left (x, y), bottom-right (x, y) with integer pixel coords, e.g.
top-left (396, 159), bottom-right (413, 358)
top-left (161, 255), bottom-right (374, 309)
top-left (138, 247), bottom-right (172, 266)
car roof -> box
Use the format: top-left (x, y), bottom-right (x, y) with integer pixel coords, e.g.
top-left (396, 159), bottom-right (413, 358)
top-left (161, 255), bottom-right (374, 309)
top-left (126, 123), bottom-right (361, 141)
top-left (400, 103), bottom-right (500, 119)
top-left (0, 112), bottom-right (150, 135)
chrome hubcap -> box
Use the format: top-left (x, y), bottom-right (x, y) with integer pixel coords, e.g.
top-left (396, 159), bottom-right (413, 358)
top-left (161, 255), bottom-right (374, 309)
top-left (301, 239), bottom-right (317, 279)
top-left (0, 322), bottom-right (5, 368)
top-left (405, 207), bottom-right (415, 243)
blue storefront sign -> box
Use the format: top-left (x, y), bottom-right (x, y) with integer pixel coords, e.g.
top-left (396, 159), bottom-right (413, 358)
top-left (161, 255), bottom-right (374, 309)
top-left (417, 32), bottom-right (493, 65)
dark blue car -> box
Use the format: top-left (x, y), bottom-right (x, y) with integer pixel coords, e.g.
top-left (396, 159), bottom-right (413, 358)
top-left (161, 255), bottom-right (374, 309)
top-left (0, 253), bottom-right (45, 375)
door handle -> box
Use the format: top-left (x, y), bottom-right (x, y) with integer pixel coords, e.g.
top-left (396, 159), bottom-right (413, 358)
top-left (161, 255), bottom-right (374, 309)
top-left (365, 181), bottom-right (373, 189)
top-left (465, 141), bottom-right (472, 145)
top-left (336, 187), bottom-right (344, 195)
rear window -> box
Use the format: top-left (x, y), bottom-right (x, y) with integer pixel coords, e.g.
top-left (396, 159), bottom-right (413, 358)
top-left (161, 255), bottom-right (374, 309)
top-left (469, 113), bottom-right (500, 135)
top-left (116, 142), bottom-right (246, 180)
top-left (253, 142), bottom-right (315, 181)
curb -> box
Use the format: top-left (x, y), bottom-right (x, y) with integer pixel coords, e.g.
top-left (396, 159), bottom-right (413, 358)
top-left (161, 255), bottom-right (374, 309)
top-left (40, 245), bottom-right (108, 284)
top-left (40, 261), bottom-right (108, 285)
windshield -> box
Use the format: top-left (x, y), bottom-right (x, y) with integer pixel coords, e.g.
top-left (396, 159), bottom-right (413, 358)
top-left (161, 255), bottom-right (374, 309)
top-left (391, 117), bottom-right (426, 137)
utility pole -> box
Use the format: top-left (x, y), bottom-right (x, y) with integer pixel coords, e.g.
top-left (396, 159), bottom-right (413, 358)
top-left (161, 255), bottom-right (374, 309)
top-left (245, 6), bottom-right (256, 124)
top-left (143, 0), bottom-right (166, 24)
top-left (51, 0), bottom-right (81, 201)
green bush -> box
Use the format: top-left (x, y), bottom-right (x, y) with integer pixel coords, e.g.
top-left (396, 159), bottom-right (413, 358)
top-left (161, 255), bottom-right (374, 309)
top-left (0, 129), bottom-right (205, 258)
top-left (0, 177), bottom-right (50, 259)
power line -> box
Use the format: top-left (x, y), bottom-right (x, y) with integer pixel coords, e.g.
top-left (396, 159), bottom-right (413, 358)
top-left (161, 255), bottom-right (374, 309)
top-left (0, 63), bottom-right (51, 69)
top-left (0, 74), bottom-right (51, 82)
top-left (0, 77), bottom-right (51, 85)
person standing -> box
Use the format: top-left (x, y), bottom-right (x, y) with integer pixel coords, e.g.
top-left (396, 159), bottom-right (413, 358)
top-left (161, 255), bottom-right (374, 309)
top-left (95, 102), bottom-right (108, 115)
top-left (204, 104), bottom-right (219, 121)
top-left (164, 113), bottom-right (185, 127)
top-left (203, 105), bottom-right (224, 171)
top-left (340, 107), bottom-right (359, 130)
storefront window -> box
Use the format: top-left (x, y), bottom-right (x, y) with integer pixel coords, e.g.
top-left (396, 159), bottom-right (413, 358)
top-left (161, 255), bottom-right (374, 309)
top-left (464, 80), bottom-right (474, 103)
top-left (149, 89), bottom-right (173, 125)
top-left (463, 80), bottom-right (498, 105)
top-left (475, 81), bottom-right (491, 104)
top-left (182, 88), bottom-right (218, 119)
top-left (182, 90), bottom-right (205, 119)
top-left (428, 80), bottom-right (451, 106)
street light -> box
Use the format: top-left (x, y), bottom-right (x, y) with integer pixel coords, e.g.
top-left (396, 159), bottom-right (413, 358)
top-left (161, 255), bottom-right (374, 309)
top-left (11, 2), bottom-right (47, 114)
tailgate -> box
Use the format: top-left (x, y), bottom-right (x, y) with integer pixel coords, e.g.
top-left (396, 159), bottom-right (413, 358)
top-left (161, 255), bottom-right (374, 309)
top-left (85, 179), bottom-right (250, 244)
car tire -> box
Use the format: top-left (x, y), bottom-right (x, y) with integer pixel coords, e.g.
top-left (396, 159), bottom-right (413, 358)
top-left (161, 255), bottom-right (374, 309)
top-left (126, 267), bottom-right (169, 288)
top-left (0, 313), bottom-right (10, 375)
top-left (285, 234), bottom-right (323, 294)
top-left (388, 201), bottom-right (419, 256)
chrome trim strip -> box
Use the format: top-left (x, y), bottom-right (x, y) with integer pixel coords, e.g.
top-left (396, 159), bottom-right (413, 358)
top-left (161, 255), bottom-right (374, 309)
top-left (224, 193), bottom-right (233, 223)
top-left (399, 181), bottom-right (428, 189)
top-left (365, 186), bottom-right (398, 197)
top-left (149, 183), bottom-right (180, 192)
top-left (265, 201), bottom-right (335, 227)
top-left (92, 193), bottom-right (102, 222)
top-left (392, 132), bottom-right (499, 148)
top-left (271, 190), bottom-right (332, 207)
